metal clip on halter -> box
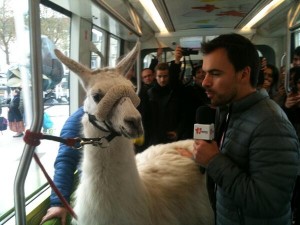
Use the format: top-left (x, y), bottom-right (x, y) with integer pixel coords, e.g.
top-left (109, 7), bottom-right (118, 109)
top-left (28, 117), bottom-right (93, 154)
top-left (78, 137), bottom-right (110, 149)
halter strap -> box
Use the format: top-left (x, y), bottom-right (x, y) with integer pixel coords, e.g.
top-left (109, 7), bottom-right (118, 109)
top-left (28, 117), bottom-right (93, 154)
top-left (87, 113), bottom-right (120, 143)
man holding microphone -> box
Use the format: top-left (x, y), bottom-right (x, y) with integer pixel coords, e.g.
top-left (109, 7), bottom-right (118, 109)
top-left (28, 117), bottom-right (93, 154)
top-left (193, 33), bottom-right (300, 225)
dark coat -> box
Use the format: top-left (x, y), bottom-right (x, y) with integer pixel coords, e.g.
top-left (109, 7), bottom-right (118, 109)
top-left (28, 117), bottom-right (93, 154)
top-left (182, 83), bottom-right (210, 138)
top-left (136, 82), bottom-right (155, 152)
top-left (145, 83), bottom-right (186, 146)
top-left (208, 89), bottom-right (300, 225)
top-left (283, 103), bottom-right (300, 140)
top-left (7, 94), bottom-right (23, 122)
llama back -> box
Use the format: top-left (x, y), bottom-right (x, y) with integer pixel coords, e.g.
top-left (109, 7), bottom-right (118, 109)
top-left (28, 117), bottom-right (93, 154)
top-left (136, 140), bottom-right (214, 225)
top-left (72, 140), bottom-right (154, 225)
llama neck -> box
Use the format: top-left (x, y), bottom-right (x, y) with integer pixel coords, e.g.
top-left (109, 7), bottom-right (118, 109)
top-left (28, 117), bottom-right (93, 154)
top-left (76, 120), bottom-right (152, 224)
top-left (81, 126), bottom-right (145, 197)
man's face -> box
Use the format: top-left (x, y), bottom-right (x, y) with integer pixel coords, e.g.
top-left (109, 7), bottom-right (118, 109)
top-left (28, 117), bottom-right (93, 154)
top-left (202, 48), bottom-right (243, 106)
top-left (156, 69), bottom-right (169, 87)
top-left (193, 67), bottom-right (205, 87)
top-left (293, 55), bottom-right (300, 67)
top-left (141, 69), bottom-right (154, 85)
top-left (263, 67), bottom-right (273, 89)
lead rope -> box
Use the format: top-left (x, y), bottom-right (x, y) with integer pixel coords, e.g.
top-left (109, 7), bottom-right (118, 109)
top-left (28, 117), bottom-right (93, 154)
top-left (32, 152), bottom-right (78, 220)
top-left (23, 130), bottom-right (82, 220)
top-left (23, 127), bottom-right (120, 221)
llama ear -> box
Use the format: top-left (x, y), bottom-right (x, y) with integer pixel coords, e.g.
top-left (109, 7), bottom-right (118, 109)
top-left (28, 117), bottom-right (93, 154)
top-left (54, 49), bottom-right (92, 89)
top-left (116, 42), bottom-right (140, 76)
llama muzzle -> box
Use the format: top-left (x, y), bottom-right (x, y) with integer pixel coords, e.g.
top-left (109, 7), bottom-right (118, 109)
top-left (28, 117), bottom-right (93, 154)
top-left (97, 85), bottom-right (140, 120)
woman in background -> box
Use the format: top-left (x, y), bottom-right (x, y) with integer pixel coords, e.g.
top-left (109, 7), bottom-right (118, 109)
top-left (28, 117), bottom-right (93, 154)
top-left (283, 67), bottom-right (300, 225)
top-left (7, 87), bottom-right (24, 137)
top-left (262, 64), bottom-right (279, 99)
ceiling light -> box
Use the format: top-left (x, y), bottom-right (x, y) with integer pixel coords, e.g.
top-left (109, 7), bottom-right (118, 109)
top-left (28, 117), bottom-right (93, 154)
top-left (241, 0), bottom-right (285, 31)
top-left (139, 0), bottom-right (168, 34)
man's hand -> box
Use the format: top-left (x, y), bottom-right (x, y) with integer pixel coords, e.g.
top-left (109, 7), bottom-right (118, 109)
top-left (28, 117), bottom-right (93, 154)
top-left (157, 46), bottom-right (163, 60)
top-left (174, 46), bottom-right (183, 64)
top-left (193, 140), bottom-right (219, 167)
top-left (285, 92), bottom-right (300, 108)
top-left (40, 206), bottom-right (68, 225)
top-left (166, 131), bottom-right (178, 141)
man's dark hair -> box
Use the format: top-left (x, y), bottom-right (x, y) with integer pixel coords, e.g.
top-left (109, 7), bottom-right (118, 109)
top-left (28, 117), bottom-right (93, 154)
top-left (294, 46), bottom-right (300, 57)
top-left (200, 33), bottom-right (260, 87)
top-left (290, 66), bottom-right (300, 86)
top-left (192, 60), bottom-right (203, 77)
top-left (266, 64), bottom-right (279, 87)
top-left (155, 62), bottom-right (169, 72)
top-left (142, 68), bottom-right (152, 73)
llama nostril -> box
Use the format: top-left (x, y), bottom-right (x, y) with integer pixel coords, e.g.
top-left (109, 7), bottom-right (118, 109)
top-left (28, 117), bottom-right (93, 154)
top-left (124, 117), bottom-right (140, 130)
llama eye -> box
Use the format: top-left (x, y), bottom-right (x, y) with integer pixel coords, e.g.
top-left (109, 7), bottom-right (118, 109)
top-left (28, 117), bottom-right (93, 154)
top-left (92, 93), bottom-right (102, 103)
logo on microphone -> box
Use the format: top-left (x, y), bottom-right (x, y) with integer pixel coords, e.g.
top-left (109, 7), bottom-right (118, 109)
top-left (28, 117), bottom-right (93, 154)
top-left (195, 127), bottom-right (202, 134)
top-left (193, 124), bottom-right (215, 140)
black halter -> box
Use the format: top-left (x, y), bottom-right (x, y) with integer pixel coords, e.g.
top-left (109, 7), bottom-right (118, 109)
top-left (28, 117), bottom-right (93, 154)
top-left (87, 113), bottom-right (120, 144)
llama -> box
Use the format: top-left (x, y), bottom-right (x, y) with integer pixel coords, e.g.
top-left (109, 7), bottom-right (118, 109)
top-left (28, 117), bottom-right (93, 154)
top-left (54, 43), bottom-right (214, 225)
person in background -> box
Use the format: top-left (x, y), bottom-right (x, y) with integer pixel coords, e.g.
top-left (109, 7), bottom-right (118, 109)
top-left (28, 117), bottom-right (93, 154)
top-left (182, 63), bottom-right (210, 138)
top-left (139, 45), bottom-right (163, 90)
top-left (145, 62), bottom-right (186, 146)
top-left (136, 46), bottom-right (184, 150)
top-left (135, 68), bottom-right (156, 153)
top-left (193, 33), bottom-right (299, 225)
top-left (283, 67), bottom-right (300, 139)
top-left (134, 47), bottom-right (162, 153)
top-left (293, 46), bottom-right (300, 67)
top-left (256, 57), bottom-right (267, 90)
top-left (272, 46), bottom-right (300, 107)
top-left (168, 45), bottom-right (184, 88)
top-left (7, 87), bottom-right (24, 137)
top-left (262, 64), bottom-right (279, 99)
top-left (272, 65), bottom-right (287, 106)
top-left (283, 67), bottom-right (300, 225)
top-left (141, 68), bottom-right (155, 86)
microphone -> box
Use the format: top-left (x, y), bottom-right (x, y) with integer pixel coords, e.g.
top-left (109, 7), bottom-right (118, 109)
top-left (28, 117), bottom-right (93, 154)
top-left (193, 106), bottom-right (216, 174)
top-left (194, 106), bottom-right (216, 141)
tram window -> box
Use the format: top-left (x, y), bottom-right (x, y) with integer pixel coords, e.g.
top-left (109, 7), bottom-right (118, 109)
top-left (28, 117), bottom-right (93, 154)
top-left (108, 35), bottom-right (120, 67)
top-left (142, 48), bottom-right (176, 67)
top-left (91, 27), bottom-right (106, 69)
top-left (143, 53), bottom-right (154, 69)
top-left (295, 30), bottom-right (300, 48)
top-left (0, 3), bottom-right (70, 222)
top-left (143, 50), bottom-right (167, 68)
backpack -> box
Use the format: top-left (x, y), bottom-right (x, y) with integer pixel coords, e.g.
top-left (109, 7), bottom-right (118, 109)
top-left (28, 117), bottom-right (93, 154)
top-left (43, 113), bottom-right (53, 130)
top-left (0, 116), bottom-right (8, 131)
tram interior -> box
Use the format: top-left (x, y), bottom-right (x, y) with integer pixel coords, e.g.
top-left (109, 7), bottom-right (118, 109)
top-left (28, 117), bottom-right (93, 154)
top-left (1, 0), bottom-right (299, 225)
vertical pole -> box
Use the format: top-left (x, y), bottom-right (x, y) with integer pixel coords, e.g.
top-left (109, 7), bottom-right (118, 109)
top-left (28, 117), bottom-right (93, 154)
top-left (14, 0), bottom-right (44, 224)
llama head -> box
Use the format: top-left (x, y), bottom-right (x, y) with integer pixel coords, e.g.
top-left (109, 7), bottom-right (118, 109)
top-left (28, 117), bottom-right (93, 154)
top-left (54, 43), bottom-right (143, 139)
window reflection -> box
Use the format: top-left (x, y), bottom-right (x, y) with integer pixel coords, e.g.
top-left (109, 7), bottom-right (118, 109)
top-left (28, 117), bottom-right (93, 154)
top-left (0, 3), bottom-right (70, 220)
top-left (109, 36), bottom-right (120, 67)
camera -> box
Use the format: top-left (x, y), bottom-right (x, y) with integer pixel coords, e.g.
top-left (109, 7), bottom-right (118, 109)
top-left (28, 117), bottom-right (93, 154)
top-left (182, 48), bottom-right (199, 56)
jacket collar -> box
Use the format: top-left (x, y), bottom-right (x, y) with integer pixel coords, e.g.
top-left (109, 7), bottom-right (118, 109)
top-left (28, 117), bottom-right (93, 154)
top-left (230, 89), bottom-right (269, 114)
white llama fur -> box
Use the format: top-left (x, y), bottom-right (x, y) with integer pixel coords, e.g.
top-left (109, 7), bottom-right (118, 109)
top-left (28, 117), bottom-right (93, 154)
top-left (54, 43), bottom-right (214, 225)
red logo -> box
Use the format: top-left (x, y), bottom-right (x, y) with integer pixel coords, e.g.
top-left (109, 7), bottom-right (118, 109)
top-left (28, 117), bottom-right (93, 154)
top-left (195, 127), bottom-right (202, 134)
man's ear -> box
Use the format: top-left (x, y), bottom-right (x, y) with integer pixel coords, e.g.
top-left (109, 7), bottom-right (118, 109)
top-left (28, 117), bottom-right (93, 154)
top-left (240, 66), bottom-right (251, 83)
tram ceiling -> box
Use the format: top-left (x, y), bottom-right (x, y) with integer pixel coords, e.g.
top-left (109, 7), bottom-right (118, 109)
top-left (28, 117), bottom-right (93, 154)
top-left (106, 0), bottom-right (294, 37)
top-left (49, 0), bottom-right (294, 42)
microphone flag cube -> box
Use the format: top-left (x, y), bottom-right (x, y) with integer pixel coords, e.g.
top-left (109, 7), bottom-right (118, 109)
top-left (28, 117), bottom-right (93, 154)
top-left (193, 124), bottom-right (215, 140)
